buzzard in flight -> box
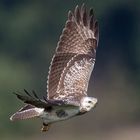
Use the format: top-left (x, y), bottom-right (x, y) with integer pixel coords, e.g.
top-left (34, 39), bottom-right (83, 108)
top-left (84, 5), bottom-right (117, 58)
top-left (10, 4), bottom-right (99, 132)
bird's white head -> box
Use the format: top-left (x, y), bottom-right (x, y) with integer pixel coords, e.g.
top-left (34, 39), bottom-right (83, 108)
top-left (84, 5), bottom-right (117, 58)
top-left (80, 97), bottom-right (98, 112)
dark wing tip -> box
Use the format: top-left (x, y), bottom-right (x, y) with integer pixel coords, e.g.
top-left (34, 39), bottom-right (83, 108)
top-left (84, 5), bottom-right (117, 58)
top-left (82, 4), bottom-right (88, 26)
top-left (89, 8), bottom-right (94, 17)
top-left (81, 3), bottom-right (85, 9)
top-left (74, 5), bottom-right (81, 23)
top-left (24, 89), bottom-right (32, 97)
top-left (68, 10), bottom-right (73, 20)
top-left (72, 4), bottom-right (98, 32)
top-left (13, 92), bottom-right (26, 101)
top-left (13, 90), bottom-right (38, 103)
top-left (94, 20), bottom-right (99, 41)
top-left (67, 4), bottom-right (99, 37)
top-left (32, 90), bottom-right (39, 99)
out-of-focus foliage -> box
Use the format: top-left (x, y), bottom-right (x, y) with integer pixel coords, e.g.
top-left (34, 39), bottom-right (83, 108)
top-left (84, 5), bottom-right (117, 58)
top-left (0, 0), bottom-right (140, 140)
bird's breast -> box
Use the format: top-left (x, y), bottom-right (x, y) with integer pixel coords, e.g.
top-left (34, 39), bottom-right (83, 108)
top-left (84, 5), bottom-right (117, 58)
top-left (41, 106), bottom-right (79, 124)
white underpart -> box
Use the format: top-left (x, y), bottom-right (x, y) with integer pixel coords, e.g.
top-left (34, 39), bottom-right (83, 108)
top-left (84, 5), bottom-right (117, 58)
top-left (40, 106), bottom-right (79, 124)
top-left (39, 97), bottom-right (97, 124)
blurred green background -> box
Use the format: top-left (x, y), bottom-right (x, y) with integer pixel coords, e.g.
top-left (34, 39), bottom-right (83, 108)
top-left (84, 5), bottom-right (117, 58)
top-left (0, 0), bottom-right (140, 140)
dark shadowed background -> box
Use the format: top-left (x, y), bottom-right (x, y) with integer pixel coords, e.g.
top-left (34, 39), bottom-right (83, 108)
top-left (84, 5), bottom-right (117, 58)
top-left (0, 0), bottom-right (140, 140)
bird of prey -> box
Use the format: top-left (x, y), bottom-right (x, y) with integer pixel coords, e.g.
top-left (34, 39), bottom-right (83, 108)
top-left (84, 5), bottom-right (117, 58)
top-left (10, 4), bottom-right (99, 132)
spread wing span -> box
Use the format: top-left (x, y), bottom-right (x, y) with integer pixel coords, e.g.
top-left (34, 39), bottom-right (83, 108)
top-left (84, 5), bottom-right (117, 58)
top-left (47, 4), bottom-right (99, 103)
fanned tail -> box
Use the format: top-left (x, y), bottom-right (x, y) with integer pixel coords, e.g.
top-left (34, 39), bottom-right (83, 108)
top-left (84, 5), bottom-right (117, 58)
top-left (10, 105), bottom-right (44, 121)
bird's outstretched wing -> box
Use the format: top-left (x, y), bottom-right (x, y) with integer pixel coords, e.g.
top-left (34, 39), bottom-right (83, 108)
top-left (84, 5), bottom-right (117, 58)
top-left (13, 89), bottom-right (77, 108)
top-left (47, 4), bottom-right (99, 104)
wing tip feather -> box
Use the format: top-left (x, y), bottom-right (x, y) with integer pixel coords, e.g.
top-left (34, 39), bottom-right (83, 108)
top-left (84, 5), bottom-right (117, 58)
top-left (68, 10), bottom-right (73, 20)
top-left (72, 4), bottom-right (99, 39)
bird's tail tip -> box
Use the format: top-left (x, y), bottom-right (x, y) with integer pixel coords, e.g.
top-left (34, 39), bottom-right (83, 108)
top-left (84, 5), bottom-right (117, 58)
top-left (10, 105), bottom-right (44, 121)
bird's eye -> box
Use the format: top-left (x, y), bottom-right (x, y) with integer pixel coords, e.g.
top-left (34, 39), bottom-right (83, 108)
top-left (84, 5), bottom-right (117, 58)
top-left (88, 101), bottom-right (92, 103)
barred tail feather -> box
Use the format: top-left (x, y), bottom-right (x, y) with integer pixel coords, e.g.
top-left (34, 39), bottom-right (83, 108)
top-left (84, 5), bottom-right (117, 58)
top-left (10, 105), bottom-right (44, 121)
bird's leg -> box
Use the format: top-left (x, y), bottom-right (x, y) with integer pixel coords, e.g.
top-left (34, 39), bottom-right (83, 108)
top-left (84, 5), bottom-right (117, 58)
top-left (41, 123), bottom-right (51, 132)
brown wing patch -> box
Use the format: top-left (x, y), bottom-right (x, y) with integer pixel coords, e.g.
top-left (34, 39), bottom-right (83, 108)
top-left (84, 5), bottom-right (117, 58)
top-left (47, 4), bottom-right (99, 101)
top-left (52, 54), bottom-right (95, 101)
top-left (47, 53), bottom-right (76, 98)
